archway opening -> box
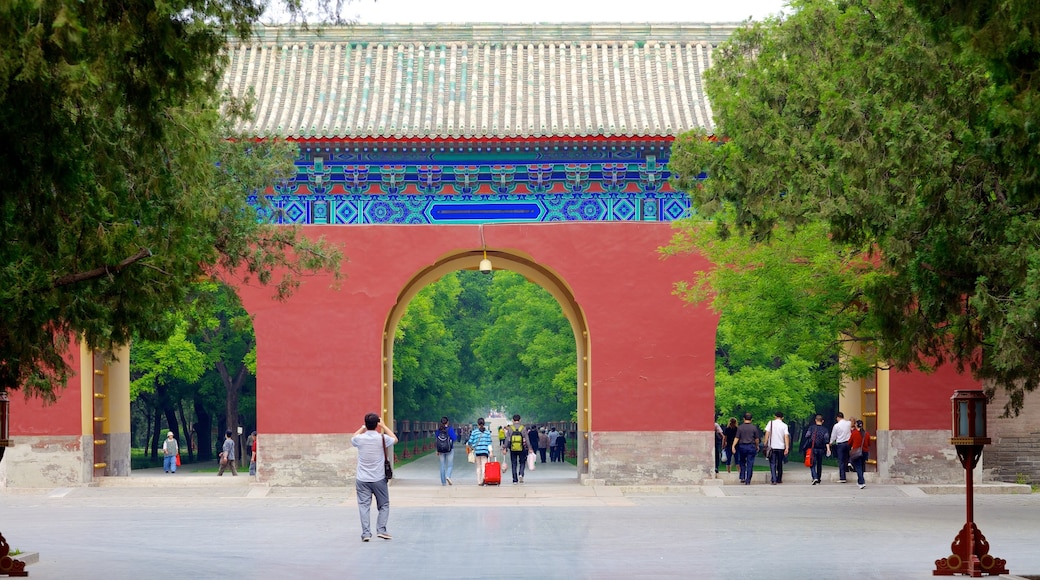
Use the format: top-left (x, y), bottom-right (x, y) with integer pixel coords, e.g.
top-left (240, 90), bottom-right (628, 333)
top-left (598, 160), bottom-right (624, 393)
top-left (383, 250), bottom-right (590, 484)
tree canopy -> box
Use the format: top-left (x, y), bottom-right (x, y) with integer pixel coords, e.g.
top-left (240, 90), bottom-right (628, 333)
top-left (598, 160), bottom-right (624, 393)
top-left (0, 1), bottom-right (341, 399)
top-left (669, 0), bottom-right (1040, 414)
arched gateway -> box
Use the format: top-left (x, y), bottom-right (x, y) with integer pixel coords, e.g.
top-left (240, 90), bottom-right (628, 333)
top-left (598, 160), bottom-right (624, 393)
top-left (229, 23), bottom-right (732, 486)
top-left (4, 24), bottom-right (1003, 488)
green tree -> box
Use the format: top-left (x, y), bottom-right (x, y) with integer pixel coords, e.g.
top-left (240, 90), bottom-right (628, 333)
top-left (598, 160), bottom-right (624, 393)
top-left (394, 274), bottom-right (472, 420)
top-left (474, 272), bottom-right (577, 421)
top-left (670, 0), bottom-right (1040, 414)
top-left (0, 1), bottom-right (341, 402)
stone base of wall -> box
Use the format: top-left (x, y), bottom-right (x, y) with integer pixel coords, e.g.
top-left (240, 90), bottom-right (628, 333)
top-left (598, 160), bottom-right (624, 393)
top-left (587, 431), bottom-right (714, 485)
top-left (0, 436), bottom-right (92, 488)
top-left (877, 430), bottom-right (969, 484)
top-left (258, 433), bottom-right (356, 487)
top-left (106, 432), bottom-right (131, 477)
top-left (986, 387), bottom-right (1040, 485)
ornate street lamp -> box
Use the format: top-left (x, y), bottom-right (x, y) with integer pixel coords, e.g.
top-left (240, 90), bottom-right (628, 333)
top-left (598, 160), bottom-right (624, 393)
top-left (1, 389), bottom-right (29, 576)
top-left (933, 390), bottom-right (1007, 577)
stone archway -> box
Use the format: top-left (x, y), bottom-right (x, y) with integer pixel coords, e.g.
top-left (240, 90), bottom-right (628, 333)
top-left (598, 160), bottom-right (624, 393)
top-left (382, 249), bottom-right (592, 475)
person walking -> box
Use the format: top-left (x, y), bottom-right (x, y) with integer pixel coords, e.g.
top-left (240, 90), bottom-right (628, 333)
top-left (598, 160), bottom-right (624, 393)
top-left (722, 418), bottom-right (739, 473)
top-left (849, 419), bottom-right (871, 489)
top-left (436, 416), bottom-right (457, 486)
top-left (527, 424), bottom-right (540, 464)
top-left (732, 412), bottom-right (762, 485)
top-left (714, 417), bottom-right (725, 473)
top-left (351, 413), bottom-right (398, 541)
top-left (803, 414), bottom-right (829, 485)
top-left (827, 412), bottom-right (853, 484)
top-left (506, 414), bottom-right (528, 484)
top-left (763, 411), bottom-right (790, 485)
top-left (466, 418), bottom-right (494, 485)
top-left (556, 429), bottom-right (566, 462)
top-left (248, 430), bottom-right (258, 477)
top-left (217, 430), bottom-right (238, 476)
top-left (162, 431), bottom-right (179, 474)
top-left (547, 427), bottom-right (560, 462)
top-left (537, 428), bottom-right (549, 463)
top-left (498, 425), bottom-right (507, 453)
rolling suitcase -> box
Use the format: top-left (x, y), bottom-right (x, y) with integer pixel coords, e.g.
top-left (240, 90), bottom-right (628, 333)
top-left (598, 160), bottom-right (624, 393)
top-left (484, 458), bottom-right (502, 485)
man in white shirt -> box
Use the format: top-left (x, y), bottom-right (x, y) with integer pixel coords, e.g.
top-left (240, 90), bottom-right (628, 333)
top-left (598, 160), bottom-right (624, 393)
top-left (827, 412), bottom-right (852, 483)
top-left (351, 413), bottom-right (398, 541)
top-left (763, 411), bottom-right (790, 484)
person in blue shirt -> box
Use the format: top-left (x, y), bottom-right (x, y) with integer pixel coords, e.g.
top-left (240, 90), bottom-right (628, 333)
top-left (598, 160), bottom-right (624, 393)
top-left (466, 418), bottom-right (494, 485)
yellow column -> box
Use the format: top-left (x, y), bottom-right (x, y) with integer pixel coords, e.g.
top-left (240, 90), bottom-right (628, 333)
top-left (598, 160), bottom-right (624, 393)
top-left (876, 366), bottom-right (890, 431)
top-left (105, 344), bottom-right (131, 476)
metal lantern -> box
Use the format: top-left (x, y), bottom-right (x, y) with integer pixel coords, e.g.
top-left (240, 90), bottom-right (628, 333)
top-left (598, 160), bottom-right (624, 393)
top-left (934, 389), bottom-right (1007, 577)
top-left (0, 390), bottom-right (10, 448)
top-left (951, 390), bottom-right (989, 445)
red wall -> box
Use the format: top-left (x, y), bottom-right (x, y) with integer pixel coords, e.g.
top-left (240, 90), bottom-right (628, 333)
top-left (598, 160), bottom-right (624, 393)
top-left (10, 346), bottom-right (82, 436)
top-left (236, 222), bottom-right (719, 435)
top-left (888, 363), bottom-right (982, 430)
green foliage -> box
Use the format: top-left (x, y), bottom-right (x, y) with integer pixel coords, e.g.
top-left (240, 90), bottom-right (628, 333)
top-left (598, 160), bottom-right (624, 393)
top-left (0, 0), bottom-right (341, 399)
top-left (393, 270), bottom-right (577, 424)
top-left (474, 272), bottom-right (577, 421)
top-left (670, 0), bottom-right (1040, 415)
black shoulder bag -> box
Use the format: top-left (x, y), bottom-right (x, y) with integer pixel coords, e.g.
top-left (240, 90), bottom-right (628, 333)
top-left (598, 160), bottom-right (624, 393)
top-left (381, 432), bottom-right (393, 481)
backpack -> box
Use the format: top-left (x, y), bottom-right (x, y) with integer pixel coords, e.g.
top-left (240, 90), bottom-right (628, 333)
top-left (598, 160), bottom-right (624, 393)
top-left (436, 429), bottom-right (452, 453)
top-left (509, 427), bottom-right (525, 452)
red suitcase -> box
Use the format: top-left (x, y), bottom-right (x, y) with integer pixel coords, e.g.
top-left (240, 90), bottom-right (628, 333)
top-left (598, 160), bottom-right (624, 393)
top-left (484, 460), bottom-right (502, 485)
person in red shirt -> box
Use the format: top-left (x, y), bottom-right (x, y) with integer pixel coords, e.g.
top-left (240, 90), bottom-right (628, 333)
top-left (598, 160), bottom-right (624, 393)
top-left (849, 420), bottom-right (871, 489)
top-left (249, 430), bottom-right (258, 477)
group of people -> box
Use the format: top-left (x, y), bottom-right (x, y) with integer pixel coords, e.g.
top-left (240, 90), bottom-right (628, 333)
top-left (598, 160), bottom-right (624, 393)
top-left (496, 423), bottom-right (567, 463)
top-left (718, 411), bottom-right (871, 487)
top-left (160, 428), bottom-right (259, 477)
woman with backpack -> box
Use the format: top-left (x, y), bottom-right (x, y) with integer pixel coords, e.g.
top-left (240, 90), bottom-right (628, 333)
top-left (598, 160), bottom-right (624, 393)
top-left (436, 416), bottom-right (457, 486)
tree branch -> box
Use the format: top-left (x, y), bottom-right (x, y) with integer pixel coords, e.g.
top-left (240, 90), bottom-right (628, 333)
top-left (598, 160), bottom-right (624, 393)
top-left (53, 247), bottom-right (153, 288)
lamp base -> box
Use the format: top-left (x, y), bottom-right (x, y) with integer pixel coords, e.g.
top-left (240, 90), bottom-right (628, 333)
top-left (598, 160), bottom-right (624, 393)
top-left (933, 522), bottom-right (1008, 577)
top-left (0, 532), bottom-right (28, 577)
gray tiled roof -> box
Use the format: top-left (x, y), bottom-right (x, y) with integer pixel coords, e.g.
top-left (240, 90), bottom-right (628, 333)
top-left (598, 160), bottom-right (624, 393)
top-left (222, 23), bottom-right (739, 139)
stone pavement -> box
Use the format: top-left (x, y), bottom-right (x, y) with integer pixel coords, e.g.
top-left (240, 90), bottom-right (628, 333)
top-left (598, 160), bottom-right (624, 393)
top-left (1, 448), bottom-right (1038, 579)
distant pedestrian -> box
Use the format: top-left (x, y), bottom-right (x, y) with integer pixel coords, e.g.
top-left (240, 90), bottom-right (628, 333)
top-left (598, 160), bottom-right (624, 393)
top-left (827, 412), bottom-right (852, 484)
top-left (763, 411), bottom-right (790, 484)
top-left (722, 418), bottom-right (738, 473)
top-left (850, 420), bottom-right (871, 489)
top-left (537, 429), bottom-right (549, 463)
top-left (436, 416), bottom-right (457, 486)
top-left (714, 417), bottom-right (724, 473)
top-left (351, 413), bottom-right (398, 541)
top-left (498, 425), bottom-right (507, 453)
top-left (528, 424), bottom-right (540, 463)
top-left (547, 428), bottom-right (560, 462)
top-left (467, 418), bottom-right (493, 485)
top-left (733, 413), bottom-right (762, 485)
top-left (217, 430), bottom-right (238, 476)
top-left (162, 431), bottom-right (179, 474)
top-left (555, 430), bottom-right (566, 462)
top-left (803, 415), bottom-right (829, 485)
top-left (506, 414), bottom-right (528, 484)
top-left (248, 430), bottom-right (258, 477)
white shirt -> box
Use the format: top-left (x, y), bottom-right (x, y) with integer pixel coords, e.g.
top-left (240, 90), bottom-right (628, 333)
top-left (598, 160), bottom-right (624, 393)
top-left (830, 419), bottom-right (852, 444)
top-left (351, 431), bottom-right (393, 483)
top-left (765, 419), bottom-right (789, 450)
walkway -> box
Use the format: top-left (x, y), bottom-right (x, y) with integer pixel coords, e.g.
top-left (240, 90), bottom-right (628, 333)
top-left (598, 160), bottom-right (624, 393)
top-left (1, 448), bottom-right (1037, 579)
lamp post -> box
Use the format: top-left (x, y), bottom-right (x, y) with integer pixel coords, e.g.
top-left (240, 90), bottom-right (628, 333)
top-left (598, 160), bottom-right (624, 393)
top-left (933, 390), bottom-right (1007, 577)
top-left (1, 389), bottom-right (29, 576)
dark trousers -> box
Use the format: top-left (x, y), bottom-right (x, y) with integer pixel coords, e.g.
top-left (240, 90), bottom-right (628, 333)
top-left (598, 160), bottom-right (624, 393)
top-left (853, 451), bottom-right (868, 485)
top-left (768, 449), bottom-right (785, 483)
top-left (509, 450), bottom-right (526, 482)
top-left (810, 448), bottom-right (825, 481)
top-left (738, 443), bottom-right (757, 484)
top-left (539, 448), bottom-right (547, 463)
top-left (834, 442), bottom-right (850, 481)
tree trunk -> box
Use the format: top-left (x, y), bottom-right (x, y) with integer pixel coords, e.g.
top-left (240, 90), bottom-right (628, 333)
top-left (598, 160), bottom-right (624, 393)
top-left (193, 396), bottom-right (212, 462)
top-left (216, 360), bottom-right (246, 466)
top-left (177, 400), bottom-right (193, 462)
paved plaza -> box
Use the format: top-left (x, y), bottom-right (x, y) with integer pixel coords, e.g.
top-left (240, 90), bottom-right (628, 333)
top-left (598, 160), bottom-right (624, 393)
top-left (2, 450), bottom-right (1038, 579)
